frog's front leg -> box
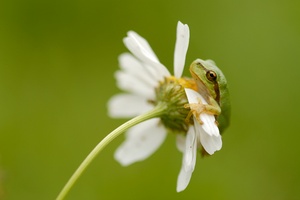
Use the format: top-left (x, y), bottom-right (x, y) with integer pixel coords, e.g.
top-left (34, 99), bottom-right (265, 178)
top-left (184, 96), bottom-right (221, 125)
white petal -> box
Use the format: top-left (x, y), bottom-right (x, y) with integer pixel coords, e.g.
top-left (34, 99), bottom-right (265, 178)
top-left (177, 166), bottom-right (193, 192)
top-left (194, 118), bottom-right (222, 155)
top-left (200, 113), bottom-right (220, 137)
top-left (184, 88), bottom-right (221, 154)
top-left (127, 31), bottom-right (160, 63)
top-left (118, 53), bottom-right (158, 87)
top-left (114, 118), bottom-right (167, 166)
top-left (184, 88), bottom-right (220, 136)
top-left (184, 88), bottom-right (201, 104)
top-left (176, 134), bottom-right (186, 153)
top-left (183, 126), bottom-right (197, 171)
top-left (123, 31), bottom-right (171, 80)
top-left (108, 94), bottom-right (154, 118)
top-left (115, 70), bottom-right (155, 99)
top-left (177, 126), bottom-right (197, 192)
top-left (174, 21), bottom-right (190, 78)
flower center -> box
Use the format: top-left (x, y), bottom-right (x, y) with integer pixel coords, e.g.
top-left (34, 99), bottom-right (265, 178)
top-left (152, 76), bottom-right (197, 133)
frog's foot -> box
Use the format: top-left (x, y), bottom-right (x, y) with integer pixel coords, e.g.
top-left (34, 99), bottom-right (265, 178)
top-left (184, 96), bottom-right (221, 125)
top-left (184, 101), bottom-right (205, 125)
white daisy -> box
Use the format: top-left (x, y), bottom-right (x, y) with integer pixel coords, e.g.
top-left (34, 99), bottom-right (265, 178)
top-left (108, 21), bottom-right (222, 192)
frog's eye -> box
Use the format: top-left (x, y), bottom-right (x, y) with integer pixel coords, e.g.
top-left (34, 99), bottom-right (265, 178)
top-left (206, 70), bottom-right (217, 81)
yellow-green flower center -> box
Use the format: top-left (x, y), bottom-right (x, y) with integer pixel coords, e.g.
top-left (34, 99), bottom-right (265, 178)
top-left (152, 76), bottom-right (196, 133)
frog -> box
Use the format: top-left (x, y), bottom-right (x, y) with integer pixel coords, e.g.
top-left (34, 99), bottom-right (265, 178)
top-left (188, 59), bottom-right (231, 134)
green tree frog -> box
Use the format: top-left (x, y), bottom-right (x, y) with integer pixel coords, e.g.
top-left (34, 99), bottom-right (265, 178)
top-left (188, 59), bottom-right (231, 133)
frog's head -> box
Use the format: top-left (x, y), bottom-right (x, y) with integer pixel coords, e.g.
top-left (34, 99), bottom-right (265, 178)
top-left (189, 59), bottom-right (227, 104)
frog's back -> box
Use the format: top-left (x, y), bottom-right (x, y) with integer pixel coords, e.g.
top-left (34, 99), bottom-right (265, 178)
top-left (218, 85), bottom-right (230, 133)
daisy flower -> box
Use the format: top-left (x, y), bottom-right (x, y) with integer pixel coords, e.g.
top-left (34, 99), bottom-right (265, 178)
top-left (56, 21), bottom-right (225, 200)
top-left (108, 21), bottom-right (222, 192)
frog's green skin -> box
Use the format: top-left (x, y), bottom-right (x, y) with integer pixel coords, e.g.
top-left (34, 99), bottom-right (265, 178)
top-left (189, 59), bottom-right (230, 133)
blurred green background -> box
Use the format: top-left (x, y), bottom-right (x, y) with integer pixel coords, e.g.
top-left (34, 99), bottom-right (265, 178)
top-left (0, 0), bottom-right (300, 199)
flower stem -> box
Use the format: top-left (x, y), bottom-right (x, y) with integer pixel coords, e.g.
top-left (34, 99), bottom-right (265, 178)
top-left (56, 104), bottom-right (167, 200)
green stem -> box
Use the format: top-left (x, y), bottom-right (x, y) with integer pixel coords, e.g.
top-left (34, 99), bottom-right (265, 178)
top-left (56, 104), bottom-right (167, 200)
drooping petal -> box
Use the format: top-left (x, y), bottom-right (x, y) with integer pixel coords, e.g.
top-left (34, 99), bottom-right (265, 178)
top-left (115, 70), bottom-right (155, 99)
top-left (183, 126), bottom-right (197, 171)
top-left (184, 88), bottom-right (222, 154)
top-left (176, 134), bottom-right (186, 153)
top-left (194, 118), bottom-right (222, 155)
top-left (200, 112), bottom-right (220, 137)
top-left (184, 88), bottom-right (220, 136)
top-left (177, 167), bottom-right (193, 192)
top-left (108, 94), bottom-right (154, 118)
top-left (177, 126), bottom-right (197, 192)
top-left (123, 31), bottom-right (171, 80)
top-left (118, 53), bottom-right (158, 87)
top-left (114, 118), bottom-right (167, 166)
top-left (174, 21), bottom-right (190, 78)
